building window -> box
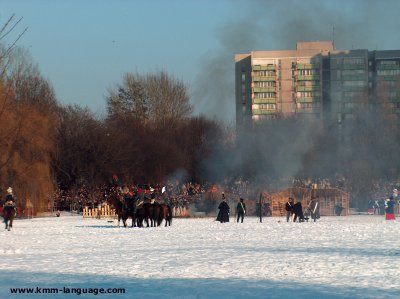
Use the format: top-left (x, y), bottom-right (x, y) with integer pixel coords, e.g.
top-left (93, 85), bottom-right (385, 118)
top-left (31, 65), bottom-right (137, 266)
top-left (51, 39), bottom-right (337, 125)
top-left (343, 58), bottom-right (364, 65)
top-left (344, 102), bottom-right (354, 109)
top-left (342, 69), bottom-right (365, 76)
top-left (242, 105), bottom-right (246, 114)
top-left (254, 92), bottom-right (276, 99)
top-left (241, 83), bottom-right (246, 94)
top-left (242, 95), bottom-right (246, 104)
top-left (254, 70), bottom-right (276, 76)
top-left (241, 73), bottom-right (246, 83)
top-left (386, 91), bottom-right (397, 99)
top-left (254, 81), bottom-right (276, 87)
top-left (378, 60), bottom-right (397, 65)
top-left (299, 69), bottom-right (318, 76)
top-left (377, 69), bottom-right (400, 76)
top-left (297, 91), bottom-right (321, 98)
top-left (344, 91), bottom-right (363, 99)
top-left (298, 81), bottom-right (318, 87)
top-left (259, 103), bottom-right (276, 110)
top-left (296, 102), bottom-right (321, 109)
top-left (342, 81), bottom-right (367, 87)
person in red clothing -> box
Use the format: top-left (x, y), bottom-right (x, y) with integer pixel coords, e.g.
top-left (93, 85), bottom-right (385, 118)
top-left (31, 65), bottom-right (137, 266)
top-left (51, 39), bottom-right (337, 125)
top-left (385, 196), bottom-right (396, 220)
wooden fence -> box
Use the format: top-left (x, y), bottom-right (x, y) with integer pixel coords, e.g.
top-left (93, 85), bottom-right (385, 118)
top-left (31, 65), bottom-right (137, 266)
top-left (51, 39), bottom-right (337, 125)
top-left (270, 187), bottom-right (349, 217)
top-left (83, 203), bottom-right (117, 219)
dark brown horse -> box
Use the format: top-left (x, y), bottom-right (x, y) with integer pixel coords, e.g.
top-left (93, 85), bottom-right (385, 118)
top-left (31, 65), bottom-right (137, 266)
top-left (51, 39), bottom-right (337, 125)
top-left (159, 203), bottom-right (172, 227)
top-left (3, 204), bottom-right (16, 231)
top-left (136, 202), bottom-right (154, 227)
top-left (107, 194), bottom-right (127, 227)
top-left (135, 202), bottom-right (162, 227)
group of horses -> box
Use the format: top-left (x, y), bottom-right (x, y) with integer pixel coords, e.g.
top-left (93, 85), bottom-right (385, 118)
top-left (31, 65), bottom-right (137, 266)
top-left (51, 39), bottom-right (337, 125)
top-left (107, 194), bottom-right (172, 228)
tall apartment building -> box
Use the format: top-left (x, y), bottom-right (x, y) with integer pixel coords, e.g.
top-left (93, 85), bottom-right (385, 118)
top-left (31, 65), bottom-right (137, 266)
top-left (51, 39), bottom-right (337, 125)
top-left (235, 41), bottom-right (400, 126)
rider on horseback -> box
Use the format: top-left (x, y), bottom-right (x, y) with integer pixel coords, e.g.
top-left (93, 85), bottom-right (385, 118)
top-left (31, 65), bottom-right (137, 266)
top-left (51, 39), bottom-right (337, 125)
top-left (3, 187), bottom-right (17, 214)
top-left (122, 186), bottom-right (133, 213)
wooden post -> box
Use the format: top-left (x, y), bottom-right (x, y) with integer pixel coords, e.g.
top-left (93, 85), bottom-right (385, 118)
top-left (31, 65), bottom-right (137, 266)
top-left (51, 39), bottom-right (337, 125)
top-left (259, 192), bottom-right (263, 223)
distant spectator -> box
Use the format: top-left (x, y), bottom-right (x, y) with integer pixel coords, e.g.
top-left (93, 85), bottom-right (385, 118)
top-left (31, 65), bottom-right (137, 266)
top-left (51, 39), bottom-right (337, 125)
top-left (285, 197), bottom-right (294, 222)
top-left (335, 204), bottom-right (343, 216)
top-left (216, 193), bottom-right (230, 223)
top-left (236, 198), bottom-right (246, 223)
top-left (385, 197), bottom-right (396, 220)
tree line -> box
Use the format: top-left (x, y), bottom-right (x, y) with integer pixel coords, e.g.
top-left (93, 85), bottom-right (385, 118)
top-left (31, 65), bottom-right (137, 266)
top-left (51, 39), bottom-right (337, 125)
top-left (1, 16), bottom-right (400, 210)
top-left (0, 32), bottom-right (225, 210)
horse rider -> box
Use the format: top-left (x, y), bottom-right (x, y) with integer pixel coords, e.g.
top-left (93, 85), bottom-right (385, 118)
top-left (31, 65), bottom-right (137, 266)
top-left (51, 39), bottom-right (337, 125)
top-left (3, 187), bottom-right (17, 214)
top-left (122, 186), bottom-right (133, 213)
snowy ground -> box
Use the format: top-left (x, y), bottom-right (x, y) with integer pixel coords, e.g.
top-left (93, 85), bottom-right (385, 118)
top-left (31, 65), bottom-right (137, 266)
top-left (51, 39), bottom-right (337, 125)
top-left (0, 215), bottom-right (399, 299)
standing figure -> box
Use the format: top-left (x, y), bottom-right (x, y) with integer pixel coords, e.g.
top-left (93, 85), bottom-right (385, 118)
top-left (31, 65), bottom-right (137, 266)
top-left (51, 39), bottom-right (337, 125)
top-left (2, 188), bottom-right (17, 230)
top-left (385, 196), bottom-right (396, 220)
top-left (335, 203), bottom-right (343, 216)
top-left (308, 196), bottom-right (320, 222)
top-left (292, 200), bottom-right (306, 222)
top-left (285, 197), bottom-right (294, 222)
top-left (378, 199), bottom-right (386, 215)
top-left (373, 200), bottom-right (379, 215)
top-left (367, 199), bottom-right (374, 215)
top-left (236, 198), bottom-right (246, 223)
top-left (216, 193), bottom-right (230, 223)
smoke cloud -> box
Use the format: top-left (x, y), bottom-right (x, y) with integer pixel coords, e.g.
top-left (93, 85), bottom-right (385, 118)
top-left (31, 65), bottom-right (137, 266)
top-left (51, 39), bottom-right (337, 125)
top-left (192, 0), bottom-right (400, 207)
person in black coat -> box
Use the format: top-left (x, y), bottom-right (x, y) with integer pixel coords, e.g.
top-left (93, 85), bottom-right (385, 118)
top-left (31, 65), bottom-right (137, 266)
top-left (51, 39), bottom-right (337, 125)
top-left (236, 198), bottom-right (246, 223)
top-left (292, 201), bottom-right (306, 222)
top-left (285, 197), bottom-right (294, 222)
top-left (216, 193), bottom-right (230, 223)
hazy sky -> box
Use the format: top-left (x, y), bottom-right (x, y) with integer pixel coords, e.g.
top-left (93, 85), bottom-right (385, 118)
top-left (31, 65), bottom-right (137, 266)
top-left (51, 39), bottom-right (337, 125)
top-left (2, 0), bottom-right (400, 122)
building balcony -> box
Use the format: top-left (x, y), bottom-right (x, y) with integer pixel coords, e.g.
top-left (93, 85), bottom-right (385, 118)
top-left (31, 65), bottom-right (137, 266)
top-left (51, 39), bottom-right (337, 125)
top-left (341, 64), bottom-right (366, 70)
top-left (253, 98), bottom-right (276, 104)
top-left (342, 86), bottom-right (367, 91)
top-left (253, 65), bottom-right (276, 71)
top-left (296, 63), bottom-right (320, 70)
top-left (296, 108), bottom-right (321, 113)
top-left (296, 97), bottom-right (321, 103)
top-left (252, 109), bottom-right (277, 115)
top-left (297, 75), bottom-right (320, 81)
top-left (341, 75), bottom-right (367, 81)
top-left (378, 98), bottom-right (399, 103)
top-left (342, 107), bottom-right (354, 113)
top-left (380, 76), bottom-right (399, 81)
top-left (253, 87), bottom-right (276, 92)
top-left (253, 76), bottom-right (276, 82)
top-left (296, 86), bottom-right (320, 92)
top-left (376, 64), bottom-right (400, 70)
top-left (391, 108), bottom-right (400, 114)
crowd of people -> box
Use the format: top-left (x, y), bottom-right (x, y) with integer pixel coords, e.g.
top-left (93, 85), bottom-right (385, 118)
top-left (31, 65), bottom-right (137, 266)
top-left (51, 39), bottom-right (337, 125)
top-left (2, 174), bottom-right (399, 221)
top-left (48, 178), bottom-right (253, 215)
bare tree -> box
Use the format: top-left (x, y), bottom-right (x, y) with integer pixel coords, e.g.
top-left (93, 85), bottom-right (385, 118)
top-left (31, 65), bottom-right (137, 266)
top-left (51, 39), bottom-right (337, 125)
top-left (144, 71), bottom-right (192, 126)
top-left (0, 14), bottom-right (28, 78)
top-left (107, 71), bottom-right (192, 125)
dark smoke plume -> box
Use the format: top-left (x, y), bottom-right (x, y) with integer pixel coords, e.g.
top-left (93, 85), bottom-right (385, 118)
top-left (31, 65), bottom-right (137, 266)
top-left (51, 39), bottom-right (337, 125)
top-left (192, 0), bottom-right (400, 123)
top-left (193, 0), bottom-right (400, 208)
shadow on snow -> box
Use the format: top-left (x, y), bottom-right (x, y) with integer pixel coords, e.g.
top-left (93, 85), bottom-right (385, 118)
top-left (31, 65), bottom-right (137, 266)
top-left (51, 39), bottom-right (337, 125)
top-left (0, 270), bottom-right (397, 299)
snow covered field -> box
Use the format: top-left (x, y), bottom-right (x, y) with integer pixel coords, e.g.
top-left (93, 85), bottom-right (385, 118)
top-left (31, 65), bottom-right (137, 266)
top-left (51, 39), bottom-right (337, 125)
top-left (0, 215), bottom-right (399, 298)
